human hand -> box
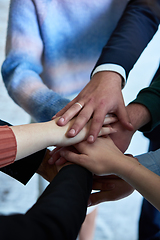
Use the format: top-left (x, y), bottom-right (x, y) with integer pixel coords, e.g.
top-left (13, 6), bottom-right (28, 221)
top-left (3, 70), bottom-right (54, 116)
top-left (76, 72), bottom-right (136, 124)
top-left (48, 146), bottom-right (67, 166)
top-left (88, 175), bottom-right (134, 206)
top-left (109, 120), bottom-right (135, 153)
top-left (58, 136), bottom-right (125, 176)
top-left (37, 149), bottom-right (71, 182)
top-left (110, 102), bottom-right (151, 153)
top-left (52, 114), bottom-right (117, 147)
top-left (54, 71), bottom-right (133, 143)
top-left (37, 149), bottom-right (59, 182)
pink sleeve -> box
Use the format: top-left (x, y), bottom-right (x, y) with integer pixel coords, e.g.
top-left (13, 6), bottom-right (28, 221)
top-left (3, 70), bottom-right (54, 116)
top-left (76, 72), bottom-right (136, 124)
top-left (0, 125), bottom-right (17, 168)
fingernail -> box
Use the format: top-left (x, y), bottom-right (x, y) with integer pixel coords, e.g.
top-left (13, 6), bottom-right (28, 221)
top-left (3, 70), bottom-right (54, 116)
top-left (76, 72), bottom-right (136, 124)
top-left (58, 117), bottom-right (65, 124)
top-left (88, 135), bottom-right (94, 143)
top-left (68, 129), bottom-right (76, 136)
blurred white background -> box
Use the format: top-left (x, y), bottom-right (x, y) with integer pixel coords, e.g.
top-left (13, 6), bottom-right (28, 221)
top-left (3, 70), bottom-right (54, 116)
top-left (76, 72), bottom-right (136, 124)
top-left (0, 1), bottom-right (160, 239)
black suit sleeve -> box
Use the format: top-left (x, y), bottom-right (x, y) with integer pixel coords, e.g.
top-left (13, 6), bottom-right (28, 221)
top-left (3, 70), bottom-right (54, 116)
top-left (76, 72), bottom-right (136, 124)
top-left (0, 119), bottom-right (46, 185)
top-left (92, 0), bottom-right (160, 79)
top-left (0, 165), bottom-right (93, 240)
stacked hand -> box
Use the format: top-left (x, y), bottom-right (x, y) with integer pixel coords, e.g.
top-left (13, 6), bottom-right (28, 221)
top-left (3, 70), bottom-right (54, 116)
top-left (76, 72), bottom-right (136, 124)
top-left (48, 136), bottom-right (135, 206)
top-left (54, 72), bottom-right (133, 143)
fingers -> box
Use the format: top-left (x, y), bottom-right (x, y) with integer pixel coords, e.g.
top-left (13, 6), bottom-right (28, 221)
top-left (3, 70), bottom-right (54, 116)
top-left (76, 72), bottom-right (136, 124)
top-left (98, 114), bottom-right (118, 136)
top-left (56, 100), bottom-right (83, 126)
top-left (116, 104), bottom-right (133, 131)
top-left (59, 147), bottom-right (87, 166)
top-left (54, 156), bottom-right (67, 166)
top-left (87, 108), bottom-right (114, 143)
top-left (89, 191), bottom-right (116, 206)
top-left (92, 177), bottom-right (116, 191)
top-left (66, 105), bottom-right (93, 137)
top-left (48, 147), bottom-right (62, 165)
top-left (66, 107), bottom-right (117, 140)
top-left (98, 126), bottom-right (117, 136)
top-left (103, 114), bottom-right (118, 125)
top-left (52, 101), bottom-right (74, 120)
top-left (90, 177), bottom-right (135, 206)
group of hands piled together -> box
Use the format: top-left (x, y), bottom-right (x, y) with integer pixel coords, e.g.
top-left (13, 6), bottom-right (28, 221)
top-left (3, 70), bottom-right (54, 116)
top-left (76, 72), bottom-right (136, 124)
top-left (37, 72), bottom-right (143, 207)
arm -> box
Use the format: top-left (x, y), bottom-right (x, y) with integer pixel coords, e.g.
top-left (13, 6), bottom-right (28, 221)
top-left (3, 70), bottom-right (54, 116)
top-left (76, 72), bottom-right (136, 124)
top-left (10, 116), bottom-right (116, 162)
top-left (55, 0), bottom-right (160, 142)
top-left (136, 148), bottom-right (160, 176)
top-left (131, 75), bottom-right (160, 132)
top-left (111, 73), bottom-right (160, 153)
top-left (92, 0), bottom-right (160, 79)
top-left (0, 116), bottom-right (115, 182)
top-left (2, 0), bottom-right (69, 122)
top-left (0, 119), bottom-right (46, 184)
top-left (0, 165), bottom-right (93, 240)
top-left (59, 137), bottom-right (160, 211)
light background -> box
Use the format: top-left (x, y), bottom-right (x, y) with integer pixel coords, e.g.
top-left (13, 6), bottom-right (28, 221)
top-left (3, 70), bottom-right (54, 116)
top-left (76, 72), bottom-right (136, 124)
top-left (0, 1), bottom-right (160, 239)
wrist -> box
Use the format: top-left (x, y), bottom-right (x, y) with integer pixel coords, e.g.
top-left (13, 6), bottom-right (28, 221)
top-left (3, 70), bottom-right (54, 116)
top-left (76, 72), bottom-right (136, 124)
top-left (46, 119), bottom-right (61, 146)
top-left (117, 155), bottom-right (140, 181)
top-left (126, 103), bottom-right (151, 132)
top-left (92, 65), bottom-right (125, 89)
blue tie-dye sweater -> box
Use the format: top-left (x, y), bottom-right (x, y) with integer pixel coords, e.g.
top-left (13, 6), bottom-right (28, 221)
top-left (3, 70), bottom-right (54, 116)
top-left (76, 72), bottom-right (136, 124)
top-left (1, 0), bottom-right (159, 122)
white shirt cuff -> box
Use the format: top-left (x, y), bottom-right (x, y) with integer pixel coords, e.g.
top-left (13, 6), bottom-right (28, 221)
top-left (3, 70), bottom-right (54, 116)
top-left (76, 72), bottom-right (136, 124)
top-left (92, 64), bottom-right (126, 89)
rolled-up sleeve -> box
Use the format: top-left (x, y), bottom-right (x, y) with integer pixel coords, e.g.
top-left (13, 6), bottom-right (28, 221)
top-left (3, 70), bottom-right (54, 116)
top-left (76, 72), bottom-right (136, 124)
top-left (136, 149), bottom-right (160, 176)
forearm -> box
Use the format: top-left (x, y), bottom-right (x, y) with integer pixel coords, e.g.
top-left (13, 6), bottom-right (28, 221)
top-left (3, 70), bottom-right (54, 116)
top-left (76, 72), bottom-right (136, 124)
top-left (131, 75), bottom-right (160, 132)
top-left (117, 155), bottom-right (160, 211)
top-left (136, 148), bottom-right (160, 176)
top-left (10, 117), bottom-right (101, 161)
top-left (10, 119), bottom-right (65, 160)
top-left (92, 0), bottom-right (159, 79)
top-left (126, 102), bottom-right (151, 132)
top-left (0, 165), bottom-right (92, 240)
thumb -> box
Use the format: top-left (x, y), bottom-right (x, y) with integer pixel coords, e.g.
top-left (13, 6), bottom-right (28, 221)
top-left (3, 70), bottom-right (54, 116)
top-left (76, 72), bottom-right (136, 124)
top-left (116, 105), bottom-right (133, 131)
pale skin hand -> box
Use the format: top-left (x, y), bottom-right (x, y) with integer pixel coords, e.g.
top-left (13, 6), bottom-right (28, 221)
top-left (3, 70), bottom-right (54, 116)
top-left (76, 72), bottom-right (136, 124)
top-left (54, 71), bottom-right (133, 143)
top-left (47, 146), bottom-right (134, 205)
top-left (88, 103), bottom-right (151, 205)
top-left (58, 136), bottom-right (124, 176)
top-left (40, 150), bottom-right (134, 206)
top-left (54, 114), bottom-right (117, 147)
top-left (10, 115), bottom-right (117, 161)
top-left (57, 102), bottom-right (152, 174)
top-left (48, 102), bottom-right (151, 204)
top-left (48, 114), bottom-right (118, 165)
top-left (48, 103), bottom-right (151, 165)
top-left (59, 136), bottom-right (160, 211)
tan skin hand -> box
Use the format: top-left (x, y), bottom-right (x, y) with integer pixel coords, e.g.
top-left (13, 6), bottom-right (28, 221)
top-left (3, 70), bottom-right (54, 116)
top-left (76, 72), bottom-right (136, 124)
top-left (110, 103), bottom-right (152, 153)
top-left (54, 71), bottom-right (133, 143)
top-left (37, 149), bottom-right (59, 182)
top-left (109, 120), bottom-right (135, 153)
top-left (89, 175), bottom-right (134, 206)
top-left (37, 149), bottom-right (71, 182)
